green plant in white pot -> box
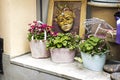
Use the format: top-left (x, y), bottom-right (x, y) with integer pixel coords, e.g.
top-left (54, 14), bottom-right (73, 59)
top-left (79, 36), bottom-right (110, 71)
top-left (47, 33), bottom-right (81, 63)
top-left (27, 21), bottom-right (54, 59)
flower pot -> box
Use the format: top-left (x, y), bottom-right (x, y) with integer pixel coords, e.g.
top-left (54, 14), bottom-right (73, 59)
top-left (81, 52), bottom-right (106, 71)
top-left (50, 48), bottom-right (75, 63)
top-left (30, 40), bottom-right (49, 58)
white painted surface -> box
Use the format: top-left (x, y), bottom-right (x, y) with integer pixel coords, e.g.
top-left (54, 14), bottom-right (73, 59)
top-left (0, 0), bottom-right (36, 57)
top-left (10, 54), bottom-right (111, 80)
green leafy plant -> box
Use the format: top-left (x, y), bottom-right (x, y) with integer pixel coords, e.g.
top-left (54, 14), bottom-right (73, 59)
top-left (80, 36), bottom-right (109, 55)
top-left (46, 33), bottom-right (81, 50)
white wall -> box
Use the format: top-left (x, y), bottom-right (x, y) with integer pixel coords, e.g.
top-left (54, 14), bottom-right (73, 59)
top-left (0, 0), bottom-right (36, 57)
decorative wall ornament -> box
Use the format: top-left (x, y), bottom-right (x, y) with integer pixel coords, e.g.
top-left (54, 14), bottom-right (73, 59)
top-left (47, 0), bottom-right (87, 38)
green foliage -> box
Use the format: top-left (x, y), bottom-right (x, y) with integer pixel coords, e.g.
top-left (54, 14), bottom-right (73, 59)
top-left (46, 33), bottom-right (81, 50)
top-left (28, 32), bottom-right (44, 41)
top-left (80, 36), bottom-right (109, 55)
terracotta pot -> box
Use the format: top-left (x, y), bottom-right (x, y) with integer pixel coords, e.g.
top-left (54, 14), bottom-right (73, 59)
top-left (30, 40), bottom-right (49, 58)
top-left (50, 48), bottom-right (75, 63)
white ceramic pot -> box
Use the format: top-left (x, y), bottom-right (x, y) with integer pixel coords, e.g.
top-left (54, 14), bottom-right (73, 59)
top-left (50, 48), bottom-right (75, 63)
top-left (30, 40), bottom-right (49, 58)
top-left (81, 52), bottom-right (106, 71)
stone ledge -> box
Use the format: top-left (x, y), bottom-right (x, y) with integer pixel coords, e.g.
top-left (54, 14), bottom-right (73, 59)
top-left (10, 53), bottom-right (111, 80)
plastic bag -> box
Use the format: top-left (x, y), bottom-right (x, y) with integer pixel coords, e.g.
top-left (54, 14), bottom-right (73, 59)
top-left (84, 17), bottom-right (114, 39)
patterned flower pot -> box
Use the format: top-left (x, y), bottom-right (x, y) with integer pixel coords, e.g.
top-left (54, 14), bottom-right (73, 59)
top-left (50, 48), bottom-right (75, 63)
top-left (81, 52), bottom-right (106, 71)
top-left (30, 40), bottom-right (49, 58)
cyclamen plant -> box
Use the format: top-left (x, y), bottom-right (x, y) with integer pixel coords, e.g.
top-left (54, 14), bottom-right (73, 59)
top-left (28, 21), bottom-right (57, 41)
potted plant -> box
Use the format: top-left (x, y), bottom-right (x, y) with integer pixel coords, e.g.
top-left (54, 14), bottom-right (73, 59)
top-left (79, 36), bottom-right (110, 71)
top-left (27, 21), bottom-right (53, 58)
top-left (46, 33), bottom-right (81, 63)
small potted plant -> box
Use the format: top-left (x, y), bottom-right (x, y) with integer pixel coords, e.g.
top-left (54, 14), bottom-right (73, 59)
top-left (46, 33), bottom-right (81, 63)
top-left (79, 36), bottom-right (110, 71)
top-left (28, 21), bottom-right (53, 58)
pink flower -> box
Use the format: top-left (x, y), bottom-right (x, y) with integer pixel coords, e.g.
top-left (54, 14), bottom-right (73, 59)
top-left (31, 25), bottom-right (35, 29)
top-left (28, 20), bottom-right (56, 40)
top-left (53, 32), bottom-right (58, 36)
top-left (41, 24), bottom-right (47, 29)
top-left (50, 31), bottom-right (58, 36)
top-left (28, 29), bottom-right (31, 32)
top-left (33, 21), bottom-right (37, 23)
top-left (28, 29), bottom-right (34, 33)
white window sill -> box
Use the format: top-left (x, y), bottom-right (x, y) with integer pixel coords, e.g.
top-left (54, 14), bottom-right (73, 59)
top-left (10, 53), bottom-right (110, 80)
top-left (88, 1), bottom-right (120, 8)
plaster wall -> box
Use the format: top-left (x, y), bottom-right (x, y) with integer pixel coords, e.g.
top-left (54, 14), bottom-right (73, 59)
top-left (0, 0), bottom-right (36, 57)
top-left (90, 6), bottom-right (118, 28)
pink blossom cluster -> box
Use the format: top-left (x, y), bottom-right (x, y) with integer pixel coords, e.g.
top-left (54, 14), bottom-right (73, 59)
top-left (28, 21), bottom-right (57, 36)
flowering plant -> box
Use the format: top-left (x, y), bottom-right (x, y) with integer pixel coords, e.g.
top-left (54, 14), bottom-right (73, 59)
top-left (27, 21), bottom-right (56, 41)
